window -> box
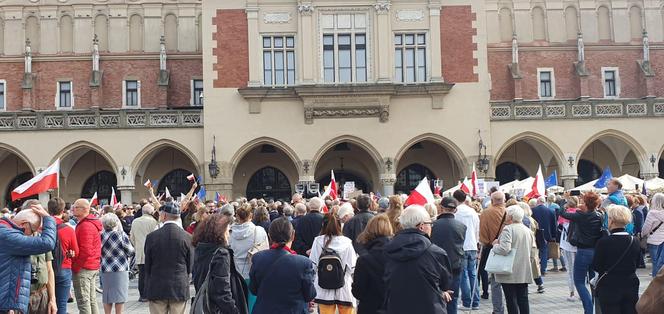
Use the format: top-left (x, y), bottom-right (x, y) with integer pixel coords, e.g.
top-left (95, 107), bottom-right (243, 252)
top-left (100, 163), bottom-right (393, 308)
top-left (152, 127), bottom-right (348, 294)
top-left (192, 79), bottom-right (203, 106)
top-left (57, 81), bottom-right (72, 109)
top-left (263, 36), bottom-right (296, 86)
top-left (537, 68), bottom-right (554, 99)
top-left (123, 80), bottom-right (140, 107)
top-left (602, 68), bottom-right (619, 98)
top-left (0, 80), bottom-right (5, 111)
top-left (395, 33), bottom-right (427, 83)
top-left (321, 13), bottom-right (368, 83)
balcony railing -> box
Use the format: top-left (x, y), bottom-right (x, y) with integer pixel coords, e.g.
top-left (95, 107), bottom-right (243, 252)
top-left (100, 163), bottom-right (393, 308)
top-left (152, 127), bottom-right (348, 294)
top-left (490, 99), bottom-right (664, 121)
top-left (0, 109), bottom-right (203, 131)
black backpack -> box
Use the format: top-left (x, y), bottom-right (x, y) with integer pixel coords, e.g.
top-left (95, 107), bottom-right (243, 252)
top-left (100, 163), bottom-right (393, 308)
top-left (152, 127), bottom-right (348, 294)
top-left (51, 223), bottom-right (67, 276)
top-left (317, 246), bottom-right (345, 290)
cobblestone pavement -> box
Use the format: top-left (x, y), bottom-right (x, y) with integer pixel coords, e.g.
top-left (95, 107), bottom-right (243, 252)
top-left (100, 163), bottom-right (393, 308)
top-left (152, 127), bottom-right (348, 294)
top-left (68, 267), bottom-right (654, 314)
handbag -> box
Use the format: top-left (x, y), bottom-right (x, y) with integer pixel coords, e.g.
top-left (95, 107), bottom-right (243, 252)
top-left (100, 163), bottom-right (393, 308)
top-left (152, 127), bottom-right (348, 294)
top-left (485, 249), bottom-right (517, 275)
top-left (639, 221), bottom-right (663, 250)
top-left (547, 241), bottom-right (560, 259)
top-left (479, 213), bottom-right (507, 271)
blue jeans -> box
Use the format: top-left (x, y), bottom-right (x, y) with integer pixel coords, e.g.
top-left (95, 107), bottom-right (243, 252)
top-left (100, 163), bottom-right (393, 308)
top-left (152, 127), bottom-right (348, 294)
top-left (446, 272), bottom-right (461, 314)
top-left (460, 250), bottom-right (480, 308)
top-left (539, 245), bottom-right (548, 275)
top-left (574, 248), bottom-right (595, 314)
top-left (55, 269), bottom-right (72, 314)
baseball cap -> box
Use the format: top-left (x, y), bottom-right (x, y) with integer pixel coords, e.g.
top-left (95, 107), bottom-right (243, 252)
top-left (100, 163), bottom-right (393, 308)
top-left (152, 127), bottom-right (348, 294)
top-left (441, 197), bottom-right (457, 210)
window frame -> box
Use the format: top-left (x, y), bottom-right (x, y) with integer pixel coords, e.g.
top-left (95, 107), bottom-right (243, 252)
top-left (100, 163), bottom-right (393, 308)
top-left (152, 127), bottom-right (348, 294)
top-left (319, 13), bottom-right (370, 84)
top-left (601, 67), bottom-right (620, 98)
top-left (537, 68), bottom-right (555, 99)
top-left (55, 80), bottom-right (74, 110)
top-left (261, 35), bottom-right (297, 86)
top-left (0, 80), bottom-right (6, 112)
top-left (122, 79), bottom-right (141, 108)
top-left (191, 79), bottom-right (204, 106)
top-left (394, 32), bottom-right (429, 83)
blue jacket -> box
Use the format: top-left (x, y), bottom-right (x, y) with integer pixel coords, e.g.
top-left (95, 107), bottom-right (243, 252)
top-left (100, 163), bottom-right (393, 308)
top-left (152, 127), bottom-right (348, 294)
top-left (532, 204), bottom-right (557, 242)
top-left (0, 216), bottom-right (57, 313)
top-left (249, 248), bottom-right (316, 314)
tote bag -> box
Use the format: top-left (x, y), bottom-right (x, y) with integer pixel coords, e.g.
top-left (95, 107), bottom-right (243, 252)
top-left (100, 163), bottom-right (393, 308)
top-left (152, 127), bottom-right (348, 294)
top-left (485, 249), bottom-right (517, 275)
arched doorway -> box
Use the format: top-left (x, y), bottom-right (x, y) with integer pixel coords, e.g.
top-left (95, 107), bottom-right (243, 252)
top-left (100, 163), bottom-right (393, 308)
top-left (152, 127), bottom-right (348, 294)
top-left (158, 169), bottom-right (199, 199)
top-left (55, 144), bottom-right (117, 202)
top-left (315, 141), bottom-right (380, 195)
top-left (246, 166), bottom-right (292, 201)
top-left (4, 172), bottom-right (37, 209)
top-left (394, 163), bottom-right (435, 194)
top-left (81, 170), bottom-right (117, 205)
top-left (576, 159), bottom-right (602, 185)
top-left (495, 162), bottom-right (529, 184)
top-left (577, 134), bottom-right (643, 185)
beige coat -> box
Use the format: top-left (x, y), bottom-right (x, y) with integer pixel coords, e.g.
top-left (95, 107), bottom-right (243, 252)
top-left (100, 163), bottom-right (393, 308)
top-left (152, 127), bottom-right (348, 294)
top-left (492, 222), bottom-right (535, 284)
top-left (129, 215), bottom-right (158, 265)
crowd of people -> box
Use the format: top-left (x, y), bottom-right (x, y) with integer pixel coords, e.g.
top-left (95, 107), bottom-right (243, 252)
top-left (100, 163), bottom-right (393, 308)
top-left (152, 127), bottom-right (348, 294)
top-left (1, 177), bottom-right (664, 314)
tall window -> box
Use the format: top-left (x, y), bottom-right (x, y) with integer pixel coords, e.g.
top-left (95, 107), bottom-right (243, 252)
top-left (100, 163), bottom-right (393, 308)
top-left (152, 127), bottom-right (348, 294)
top-left (395, 33), bottom-right (427, 83)
top-left (192, 79), bottom-right (203, 106)
top-left (124, 80), bottom-right (140, 107)
top-left (57, 81), bottom-right (72, 108)
top-left (263, 36), bottom-right (295, 86)
top-left (0, 80), bottom-right (5, 110)
top-left (537, 68), bottom-right (554, 98)
top-left (321, 13), bottom-right (368, 83)
top-left (602, 68), bottom-right (619, 97)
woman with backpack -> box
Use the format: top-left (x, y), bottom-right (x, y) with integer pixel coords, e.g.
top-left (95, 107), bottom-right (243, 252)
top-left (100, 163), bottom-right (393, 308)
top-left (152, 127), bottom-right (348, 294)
top-left (309, 213), bottom-right (357, 314)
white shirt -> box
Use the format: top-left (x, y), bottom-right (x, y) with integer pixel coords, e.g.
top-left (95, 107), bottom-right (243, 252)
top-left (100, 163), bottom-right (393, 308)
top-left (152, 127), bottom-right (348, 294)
top-left (455, 203), bottom-right (480, 251)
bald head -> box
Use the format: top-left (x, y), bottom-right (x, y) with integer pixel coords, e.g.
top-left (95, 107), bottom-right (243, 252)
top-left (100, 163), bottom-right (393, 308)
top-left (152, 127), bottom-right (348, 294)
top-left (13, 209), bottom-right (41, 235)
top-left (72, 199), bottom-right (91, 219)
top-left (491, 191), bottom-right (505, 206)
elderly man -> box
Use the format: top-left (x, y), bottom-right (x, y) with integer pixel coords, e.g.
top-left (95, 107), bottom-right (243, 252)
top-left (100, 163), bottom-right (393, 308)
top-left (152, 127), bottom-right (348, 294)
top-left (292, 197), bottom-right (324, 256)
top-left (479, 191), bottom-right (508, 314)
top-left (384, 205), bottom-right (452, 314)
top-left (0, 202), bottom-right (56, 314)
top-left (71, 199), bottom-right (102, 314)
top-left (129, 203), bottom-right (158, 302)
top-left (291, 202), bottom-right (307, 228)
top-left (343, 194), bottom-right (375, 254)
top-left (144, 202), bottom-right (193, 314)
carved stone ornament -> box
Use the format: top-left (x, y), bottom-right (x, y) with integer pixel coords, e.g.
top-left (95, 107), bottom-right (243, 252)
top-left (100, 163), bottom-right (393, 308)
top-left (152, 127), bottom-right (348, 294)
top-left (263, 13), bottom-right (292, 24)
top-left (374, 2), bottom-right (391, 14)
top-left (396, 10), bottom-right (424, 22)
top-left (305, 106), bottom-right (388, 124)
top-left (298, 4), bottom-right (314, 15)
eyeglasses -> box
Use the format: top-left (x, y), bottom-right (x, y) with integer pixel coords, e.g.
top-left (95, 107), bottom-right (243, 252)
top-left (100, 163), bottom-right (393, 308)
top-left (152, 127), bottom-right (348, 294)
top-left (418, 221), bottom-right (434, 227)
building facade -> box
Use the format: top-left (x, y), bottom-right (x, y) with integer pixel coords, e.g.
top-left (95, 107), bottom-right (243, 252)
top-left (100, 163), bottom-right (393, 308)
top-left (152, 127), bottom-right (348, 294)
top-left (0, 0), bottom-right (663, 207)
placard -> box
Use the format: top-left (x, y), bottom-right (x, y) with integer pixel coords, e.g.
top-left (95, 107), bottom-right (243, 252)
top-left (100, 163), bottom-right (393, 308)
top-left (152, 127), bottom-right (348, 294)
top-left (343, 181), bottom-right (356, 200)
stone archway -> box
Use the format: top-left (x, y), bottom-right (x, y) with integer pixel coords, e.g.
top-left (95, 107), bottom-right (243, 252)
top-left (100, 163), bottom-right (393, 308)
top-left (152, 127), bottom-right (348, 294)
top-left (314, 139), bottom-right (381, 195)
top-left (0, 145), bottom-right (35, 208)
top-left (494, 132), bottom-right (564, 185)
top-left (576, 131), bottom-right (646, 184)
top-left (231, 141), bottom-right (299, 200)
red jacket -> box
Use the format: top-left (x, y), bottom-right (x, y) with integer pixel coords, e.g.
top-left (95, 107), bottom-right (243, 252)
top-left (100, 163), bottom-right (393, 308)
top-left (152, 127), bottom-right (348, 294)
top-left (54, 216), bottom-right (79, 270)
top-left (72, 214), bottom-right (102, 273)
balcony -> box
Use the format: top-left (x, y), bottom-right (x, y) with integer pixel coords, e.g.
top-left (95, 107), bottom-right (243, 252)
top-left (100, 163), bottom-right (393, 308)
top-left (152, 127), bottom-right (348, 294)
top-left (490, 99), bottom-right (664, 121)
top-left (0, 108), bottom-right (203, 131)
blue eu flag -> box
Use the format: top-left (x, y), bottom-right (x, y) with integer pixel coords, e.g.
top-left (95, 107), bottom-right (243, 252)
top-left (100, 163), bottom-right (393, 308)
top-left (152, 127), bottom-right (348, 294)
top-left (594, 167), bottom-right (613, 188)
top-left (545, 170), bottom-right (558, 188)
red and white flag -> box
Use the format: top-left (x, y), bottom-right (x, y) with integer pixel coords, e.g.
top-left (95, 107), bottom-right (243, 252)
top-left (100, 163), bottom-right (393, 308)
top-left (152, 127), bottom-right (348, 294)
top-left (526, 165), bottom-right (546, 199)
top-left (11, 159), bottom-right (60, 201)
top-left (434, 186), bottom-right (442, 196)
top-left (90, 192), bottom-right (98, 206)
top-left (471, 165), bottom-right (480, 197)
top-left (460, 177), bottom-right (472, 194)
top-left (187, 173), bottom-right (196, 182)
top-left (144, 179), bottom-right (152, 188)
top-left (110, 187), bottom-right (118, 207)
top-left (321, 170), bottom-right (338, 200)
top-left (405, 178), bottom-right (435, 206)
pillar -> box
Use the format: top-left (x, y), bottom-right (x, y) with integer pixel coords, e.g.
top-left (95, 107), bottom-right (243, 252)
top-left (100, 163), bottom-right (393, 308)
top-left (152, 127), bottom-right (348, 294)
top-left (561, 175), bottom-right (578, 190)
top-left (381, 174), bottom-right (396, 196)
top-left (297, 3), bottom-right (315, 84)
top-left (375, 2), bottom-right (392, 83)
top-left (39, 192), bottom-right (50, 207)
top-left (429, 2), bottom-right (443, 82)
top-left (117, 186), bottom-right (134, 205)
top-left (246, 5), bottom-right (261, 87)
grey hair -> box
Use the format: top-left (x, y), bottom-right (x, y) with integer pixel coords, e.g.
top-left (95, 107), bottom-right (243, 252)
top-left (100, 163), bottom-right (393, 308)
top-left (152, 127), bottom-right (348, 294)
top-left (142, 204), bottom-right (155, 216)
top-left (337, 203), bottom-right (354, 219)
top-left (528, 199), bottom-right (538, 208)
top-left (101, 213), bottom-right (119, 231)
top-left (491, 191), bottom-right (505, 205)
top-left (506, 205), bottom-right (525, 223)
top-left (283, 205), bottom-right (294, 217)
top-left (651, 193), bottom-right (664, 212)
top-left (308, 197), bottom-right (323, 212)
top-left (537, 196), bottom-right (546, 204)
top-left (21, 199), bottom-right (41, 210)
top-left (220, 203), bottom-right (235, 216)
top-left (14, 209), bottom-right (41, 230)
top-left (547, 194), bottom-right (556, 202)
top-left (400, 205), bottom-right (431, 229)
top-left (294, 203), bottom-right (307, 214)
top-left (517, 201), bottom-right (532, 217)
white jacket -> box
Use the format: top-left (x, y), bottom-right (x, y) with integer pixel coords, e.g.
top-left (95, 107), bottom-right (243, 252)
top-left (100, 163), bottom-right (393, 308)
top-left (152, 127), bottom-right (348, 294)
top-left (309, 235), bottom-right (357, 306)
top-left (643, 209), bottom-right (664, 245)
top-left (455, 204), bottom-right (480, 251)
top-left (229, 222), bottom-right (269, 279)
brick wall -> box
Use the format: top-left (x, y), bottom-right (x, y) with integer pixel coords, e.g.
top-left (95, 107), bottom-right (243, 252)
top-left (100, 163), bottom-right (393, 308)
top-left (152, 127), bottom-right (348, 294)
top-left (212, 9), bottom-right (249, 88)
top-left (440, 6), bottom-right (478, 83)
top-left (0, 57), bottom-right (201, 110)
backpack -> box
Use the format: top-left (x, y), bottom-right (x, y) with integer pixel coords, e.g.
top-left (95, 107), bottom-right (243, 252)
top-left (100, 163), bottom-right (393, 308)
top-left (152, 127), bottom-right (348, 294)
top-left (51, 223), bottom-right (68, 276)
top-left (317, 243), bottom-right (345, 290)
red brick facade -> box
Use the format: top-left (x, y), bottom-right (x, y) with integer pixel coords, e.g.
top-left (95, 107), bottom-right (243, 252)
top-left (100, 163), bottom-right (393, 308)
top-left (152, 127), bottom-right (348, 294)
top-left (440, 6), bottom-right (478, 83)
top-left (489, 45), bottom-right (658, 101)
top-left (212, 9), bottom-right (249, 89)
top-left (0, 57), bottom-right (201, 111)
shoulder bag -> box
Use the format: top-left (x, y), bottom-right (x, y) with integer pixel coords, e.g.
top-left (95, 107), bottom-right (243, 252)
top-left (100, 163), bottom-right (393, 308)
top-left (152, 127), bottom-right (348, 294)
top-left (485, 225), bottom-right (517, 275)
top-left (590, 236), bottom-right (635, 290)
top-left (639, 221), bottom-right (663, 250)
top-left (479, 212), bottom-right (507, 271)
top-left (245, 226), bottom-right (261, 269)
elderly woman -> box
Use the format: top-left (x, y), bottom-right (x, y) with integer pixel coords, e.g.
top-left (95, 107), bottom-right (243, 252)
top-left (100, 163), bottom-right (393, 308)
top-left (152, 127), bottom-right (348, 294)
top-left (591, 205), bottom-right (640, 314)
top-left (100, 213), bottom-right (135, 314)
top-left (643, 193), bottom-right (664, 277)
top-left (517, 201), bottom-right (544, 294)
top-left (491, 205), bottom-right (534, 314)
top-left (337, 202), bottom-right (355, 226)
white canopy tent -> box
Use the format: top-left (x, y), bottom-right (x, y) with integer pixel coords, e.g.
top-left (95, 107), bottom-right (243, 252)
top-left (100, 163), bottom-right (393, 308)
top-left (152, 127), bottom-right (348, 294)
top-left (572, 174), bottom-right (644, 193)
top-left (645, 177), bottom-right (664, 193)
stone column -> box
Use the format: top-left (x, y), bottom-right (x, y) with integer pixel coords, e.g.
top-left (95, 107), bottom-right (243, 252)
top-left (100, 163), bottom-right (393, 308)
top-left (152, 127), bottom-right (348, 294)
top-left (380, 173), bottom-right (396, 196)
top-left (561, 175), bottom-right (578, 190)
top-left (375, 2), bottom-right (392, 83)
top-left (298, 3), bottom-right (315, 84)
top-left (428, 2), bottom-right (443, 82)
top-left (39, 192), bottom-right (50, 207)
top-left (117, 186), bottom-right (134, 205)
top-left (641, 172), bottom-right (659, 180)
top-left (246, 5), bottom-right (261, 87)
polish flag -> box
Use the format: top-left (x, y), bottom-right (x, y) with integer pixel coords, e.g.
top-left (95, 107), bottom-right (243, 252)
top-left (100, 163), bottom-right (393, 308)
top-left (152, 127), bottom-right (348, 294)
top-left (405, 178), bottom-right (435, 206)
top-left (165, 187), bottom-right (172, 199)
top-left (320, 170), bottom-right (338, 200)
top-left (110, 187), bottom-right (118, 207)
top-left (144, 179), bottom-right (152, 188)
top-left (90, 192), bottom-right (99, 206)
top-left (186, 173), bottom-right (196, 182)
top-left (526, 165), bottom-right (546, 199)
top-left (471, 165), bottom-right (480, 197)
top-left (12, 159), bottom-right (60, 201)
top-left (460, 177), bottom-right (472, 194)
top-left (434, 186), bottom-right (442, 196)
